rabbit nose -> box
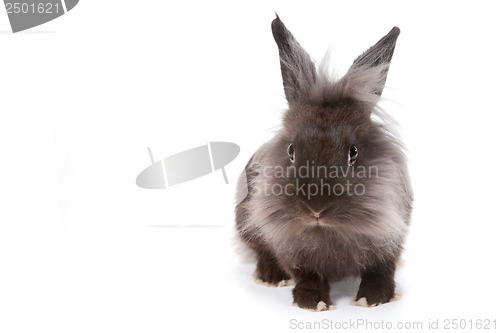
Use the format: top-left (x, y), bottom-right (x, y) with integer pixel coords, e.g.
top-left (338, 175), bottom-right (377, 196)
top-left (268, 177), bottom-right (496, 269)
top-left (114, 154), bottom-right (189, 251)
top-left (313, 212), bottom-right (321, 219)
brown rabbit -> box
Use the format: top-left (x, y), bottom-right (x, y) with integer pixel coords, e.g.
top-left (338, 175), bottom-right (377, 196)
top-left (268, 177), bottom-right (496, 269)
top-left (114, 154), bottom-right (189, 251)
top-left (235, 15), bottom-right (413, 311)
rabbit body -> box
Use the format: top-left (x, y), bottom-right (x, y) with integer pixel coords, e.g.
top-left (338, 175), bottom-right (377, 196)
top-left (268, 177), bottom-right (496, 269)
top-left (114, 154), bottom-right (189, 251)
top-left (235, 16), bottom-right (412, 311)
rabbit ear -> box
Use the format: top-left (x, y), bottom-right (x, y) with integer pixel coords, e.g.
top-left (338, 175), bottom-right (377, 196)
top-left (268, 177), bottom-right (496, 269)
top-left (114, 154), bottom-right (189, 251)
top-left (271, 15), bottom-right (316, 104)
top-left (348, 27), bottom-right (400, 96)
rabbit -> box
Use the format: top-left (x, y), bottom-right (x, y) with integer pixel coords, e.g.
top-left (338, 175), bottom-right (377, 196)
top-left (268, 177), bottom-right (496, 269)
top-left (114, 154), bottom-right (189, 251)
top-left (235, 15), bottom-right (413, 311)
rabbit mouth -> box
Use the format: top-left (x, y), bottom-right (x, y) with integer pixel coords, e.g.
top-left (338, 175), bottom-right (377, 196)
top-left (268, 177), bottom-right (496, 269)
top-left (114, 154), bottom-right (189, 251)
top-left (299, 201), bottom-right (333, 226)
top-left (311, 212), bottom-right (323, 223)
top-left (310, 218), bottom-right (328, 227)
top-left (305, 217), bottom-right (334, 230)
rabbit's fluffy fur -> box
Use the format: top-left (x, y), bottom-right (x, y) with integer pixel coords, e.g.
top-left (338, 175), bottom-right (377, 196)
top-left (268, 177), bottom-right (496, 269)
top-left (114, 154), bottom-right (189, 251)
top-left (235, 15), bottom-right (413, 311)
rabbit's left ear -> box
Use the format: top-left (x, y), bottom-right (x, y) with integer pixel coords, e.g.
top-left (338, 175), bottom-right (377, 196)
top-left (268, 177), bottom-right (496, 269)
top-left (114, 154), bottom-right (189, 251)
top-left (348, 27), bottom-right (400, 96)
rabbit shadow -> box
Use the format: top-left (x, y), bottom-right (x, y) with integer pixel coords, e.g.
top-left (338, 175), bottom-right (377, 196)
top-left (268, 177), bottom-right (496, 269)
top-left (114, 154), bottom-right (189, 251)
top-left (330, 277), bottom-right (361, 305)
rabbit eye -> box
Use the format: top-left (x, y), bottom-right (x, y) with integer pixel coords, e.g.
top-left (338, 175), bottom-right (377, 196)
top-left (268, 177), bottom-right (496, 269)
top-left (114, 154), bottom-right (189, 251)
top-left (348, 145), bottom-right (358, 166)
top-left (287, 143), bottom-right (295, 163)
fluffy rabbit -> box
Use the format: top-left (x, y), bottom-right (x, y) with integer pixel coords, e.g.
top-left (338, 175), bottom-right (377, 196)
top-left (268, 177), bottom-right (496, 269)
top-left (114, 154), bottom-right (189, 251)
top-left (235, 15), bottom-right (413, 311)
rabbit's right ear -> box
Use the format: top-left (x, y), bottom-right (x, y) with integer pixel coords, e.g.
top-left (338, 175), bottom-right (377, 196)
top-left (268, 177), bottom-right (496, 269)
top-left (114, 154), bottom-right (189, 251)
top-left (348, 27), bottom-right (400, 96)
top-left (271, 15), bottom-right (316, 104)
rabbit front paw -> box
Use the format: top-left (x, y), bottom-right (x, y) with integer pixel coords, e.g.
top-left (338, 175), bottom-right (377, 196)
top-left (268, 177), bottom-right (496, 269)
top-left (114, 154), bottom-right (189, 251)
top-left (292, 287), bottom-right (334, 311)
top-left (254, 250), bottom-right (293, 287)
top-left (254, 265), bottom-right (293, 287)
top-left (354, 283), bottom-right (395, 307)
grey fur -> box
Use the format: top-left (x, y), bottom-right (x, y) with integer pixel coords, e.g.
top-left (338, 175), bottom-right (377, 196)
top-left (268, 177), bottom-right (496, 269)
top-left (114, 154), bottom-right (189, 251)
top-left (236, 16), bottom-right (412, 295)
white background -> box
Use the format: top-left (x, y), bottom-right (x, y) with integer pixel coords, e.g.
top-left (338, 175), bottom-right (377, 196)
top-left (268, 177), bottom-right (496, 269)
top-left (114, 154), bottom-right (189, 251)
top-left (1, 1), bottom-right (499, 332)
